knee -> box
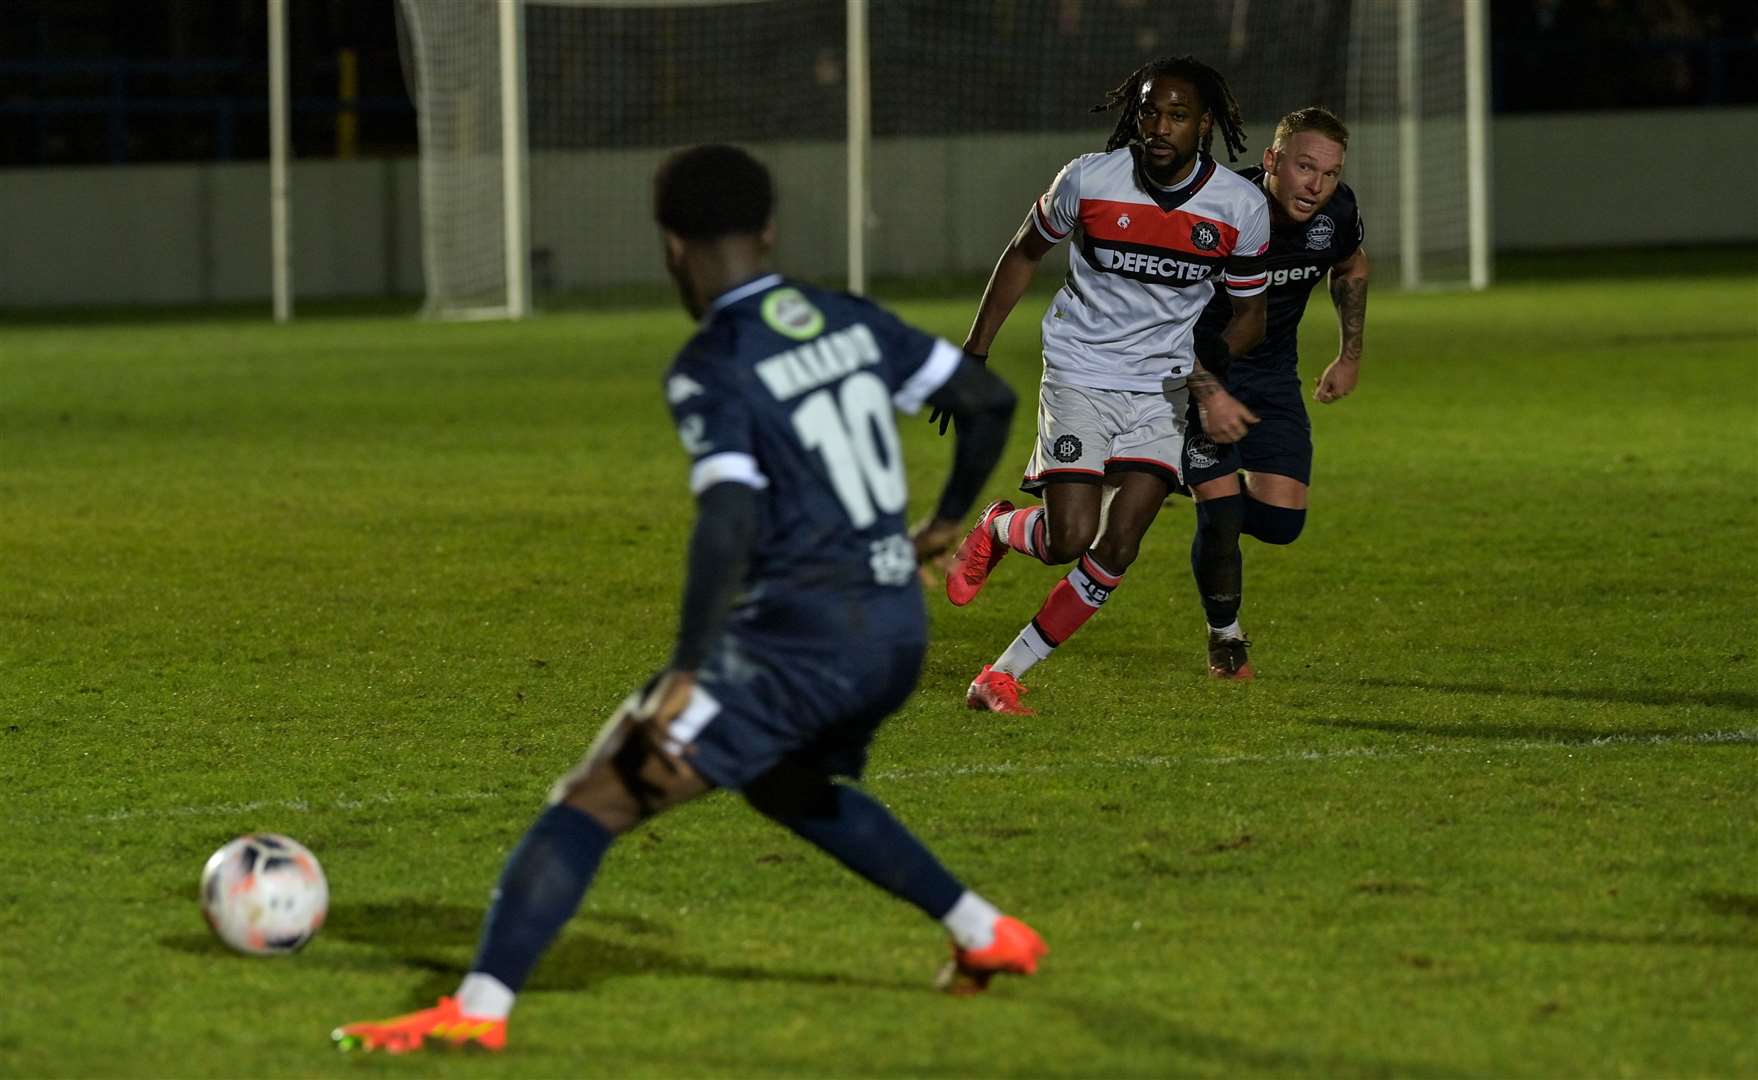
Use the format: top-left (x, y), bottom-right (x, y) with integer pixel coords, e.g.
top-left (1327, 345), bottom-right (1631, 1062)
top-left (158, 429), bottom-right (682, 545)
top-left (1043, 514), bottom-right (1098, 564)
top-left (1090, 534), bottom-right (1141, 572)
top-left (1243, 498), bottom-right (1306, 545)
top-left (1194, 494), bottom-right (1245, 544)
top-left (558, 766), bottom-right (644, 836)
top-left (556, 721), bottom-right (708, 834)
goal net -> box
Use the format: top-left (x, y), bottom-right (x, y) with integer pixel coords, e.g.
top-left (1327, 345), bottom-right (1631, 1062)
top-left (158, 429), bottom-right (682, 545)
top-left (392, 0), bottom-right (1486, 318)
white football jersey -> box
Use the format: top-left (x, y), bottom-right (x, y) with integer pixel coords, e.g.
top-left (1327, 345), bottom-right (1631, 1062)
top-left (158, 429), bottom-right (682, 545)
top-left (1031, 147), bottom-right (1270, 393)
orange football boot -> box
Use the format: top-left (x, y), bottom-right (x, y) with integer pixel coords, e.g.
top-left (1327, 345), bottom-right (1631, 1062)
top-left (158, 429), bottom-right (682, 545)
top-left (946, 500), bottom-right (1014, 606)
top-left (332, 996), bottom-right (506, 1054)
top-left (966, 664), bottom-right (1034, 715)
top-left (937, 915), bottom-right (1049, 994)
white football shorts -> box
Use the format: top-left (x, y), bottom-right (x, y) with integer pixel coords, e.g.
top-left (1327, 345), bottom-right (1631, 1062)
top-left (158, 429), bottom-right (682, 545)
top-left (1021, 375), bottom-right (1190, 493)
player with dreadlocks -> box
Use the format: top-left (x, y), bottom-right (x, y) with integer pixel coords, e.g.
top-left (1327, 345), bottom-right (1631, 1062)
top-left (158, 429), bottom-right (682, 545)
top-left (925, 55), bottom-right (1271, 715)
top-left (1095, 56), bottom-right (1252, 189)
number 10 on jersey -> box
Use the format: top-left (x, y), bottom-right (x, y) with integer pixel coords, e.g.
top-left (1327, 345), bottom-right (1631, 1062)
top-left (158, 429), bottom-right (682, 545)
top-left (791, 372), bottom-right (907, 528)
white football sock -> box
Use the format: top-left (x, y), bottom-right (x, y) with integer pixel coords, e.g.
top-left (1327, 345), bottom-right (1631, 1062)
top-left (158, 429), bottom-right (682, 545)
top-left (456, 972), bottom-right (516, 1020)
top-left (1208, 619), bottom-right (1243, 640)
top-left (993, 623), bottom-right (1054, 677)
top-left (941, 890), bottom-right (1002, 950)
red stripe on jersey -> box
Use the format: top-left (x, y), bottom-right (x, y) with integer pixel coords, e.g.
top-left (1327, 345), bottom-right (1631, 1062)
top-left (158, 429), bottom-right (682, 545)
top-left (1035, 197), bottom-right (1070, 241)
top-left (1078, 199), bottom-right (1241, 256)
top-left (1226, 275), bottom-right (1268, 287)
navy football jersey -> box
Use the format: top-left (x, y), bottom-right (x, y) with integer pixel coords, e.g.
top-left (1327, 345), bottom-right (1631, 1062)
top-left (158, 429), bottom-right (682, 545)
top-left (1194, 167), bottom-right (1363, 374)
top-left (664, 273), bottom-right (962, 602)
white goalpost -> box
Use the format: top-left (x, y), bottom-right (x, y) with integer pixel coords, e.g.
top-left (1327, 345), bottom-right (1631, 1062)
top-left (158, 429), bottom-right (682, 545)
top-left (268, 0), bottom-right (291, 322)
top-left (269, 0), bottom-right (1491, 321)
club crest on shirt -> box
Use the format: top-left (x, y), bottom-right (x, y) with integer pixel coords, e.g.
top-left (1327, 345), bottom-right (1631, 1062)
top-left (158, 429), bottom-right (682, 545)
top-left (1305, 215), bottom-right (1335, 251)
top-left (761, 287), bottom-right (825, 341)
top-left (1052, 434), bottom-right (1083, 463)
top-left (1117, 214), bottom-right (1131, 229)
top-left (1190, 222), bottom-right (1220, 251)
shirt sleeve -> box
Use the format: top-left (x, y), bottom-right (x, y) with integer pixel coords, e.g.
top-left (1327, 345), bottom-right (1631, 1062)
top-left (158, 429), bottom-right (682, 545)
top-left (665, 355), bottom-right (769, 496)
top-left (1222, 192), bottom-right (1272, 297)
top-left (1031, 157), bottom-right (1083, 244)
top-left (1335, 188), bottom-right (1365, 262)
top-left (856, 301), bottom-right (965, 415)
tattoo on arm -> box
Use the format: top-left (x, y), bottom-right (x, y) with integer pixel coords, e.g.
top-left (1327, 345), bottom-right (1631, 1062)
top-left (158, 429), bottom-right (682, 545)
top-left (1186, 363), bottom-right (1224, 401)
top-left (1331, 273), bottom-right (1368, 361)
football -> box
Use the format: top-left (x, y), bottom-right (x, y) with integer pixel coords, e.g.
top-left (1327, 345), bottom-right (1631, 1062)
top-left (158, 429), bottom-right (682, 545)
top-left (199, 834), bottom-right (329, 955)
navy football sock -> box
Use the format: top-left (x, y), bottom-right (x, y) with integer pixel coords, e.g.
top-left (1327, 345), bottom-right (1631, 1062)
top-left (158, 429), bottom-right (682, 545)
top-left (1192, 494), bottom-right (1245, 628)
top-left (471, 802), bottom-right (613, 992)
top-left (771, 784), bottom-right (965, 921)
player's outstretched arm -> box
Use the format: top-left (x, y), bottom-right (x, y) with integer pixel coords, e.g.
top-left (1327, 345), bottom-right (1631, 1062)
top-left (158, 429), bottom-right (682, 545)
top-left (1188, 292), bottom-right (1267, 444)
top-left (963, 213), bottom-right (1058, 358)
top-left (929, 213), bottom-right (1057, 436)
top-left (911, 361), bottom-right (1018, 561)
top-left (1315, 247), bottom-right (1370, 404)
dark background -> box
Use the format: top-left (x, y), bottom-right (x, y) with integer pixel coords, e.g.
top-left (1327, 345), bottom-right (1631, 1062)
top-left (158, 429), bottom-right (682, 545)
top-left (1, 0), bottom-right (1752, 168)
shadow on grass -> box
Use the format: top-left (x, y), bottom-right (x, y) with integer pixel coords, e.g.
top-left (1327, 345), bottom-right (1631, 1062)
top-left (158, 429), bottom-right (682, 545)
top-left (1521, 890), bottom-right (1758, 950)
top-left (321, 899), bottom-right (671, 947)
top-left (1053, 997), bottom-right (1471, 1079)
top-left (163, 899), bottom-right (922, 1002)
top-left (1323, 676), bottom-right (1758, 714)
top-left (1698, 891), bottom-right (1758, 920)
top-left (299, 900), bottom-right (919, 1002)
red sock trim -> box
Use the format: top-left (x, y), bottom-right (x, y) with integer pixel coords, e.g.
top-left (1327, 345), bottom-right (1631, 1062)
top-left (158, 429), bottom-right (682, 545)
top-left (1078, 551), bottom-right (1123, 588)
top-left (1006, 506), bottom-right (1049, 564)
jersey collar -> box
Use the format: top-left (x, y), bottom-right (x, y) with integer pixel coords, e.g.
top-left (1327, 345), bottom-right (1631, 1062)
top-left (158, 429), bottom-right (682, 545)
top-left (1139, 154), bottom-right (1216, 213)
top-left (706, 273), bottom-right (783, 320)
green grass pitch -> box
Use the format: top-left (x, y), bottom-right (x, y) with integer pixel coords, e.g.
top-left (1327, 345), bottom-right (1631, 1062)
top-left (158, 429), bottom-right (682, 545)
top-left (2, 251), bottom-right (1755, 1078)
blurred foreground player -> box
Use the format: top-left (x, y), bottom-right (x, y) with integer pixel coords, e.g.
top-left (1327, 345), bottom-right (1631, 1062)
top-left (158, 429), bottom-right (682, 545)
top-left (1179, 107), bottom-right (1370, 678)
top-left (333, 145), bottom-right (1038, 1055)
top-left (936, 56), bottom-right (1270, 715)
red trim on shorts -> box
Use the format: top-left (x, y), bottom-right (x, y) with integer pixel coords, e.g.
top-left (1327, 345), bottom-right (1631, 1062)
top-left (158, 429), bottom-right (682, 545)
top-left (1022, 467), bottom-right (1105, 492)
top-left (1025, 466), bottom-right (1105, 482)
top-left (1105, 455), bottom-right (1179, 475)
top-left (1104, 457), bottom-right (1182, 490)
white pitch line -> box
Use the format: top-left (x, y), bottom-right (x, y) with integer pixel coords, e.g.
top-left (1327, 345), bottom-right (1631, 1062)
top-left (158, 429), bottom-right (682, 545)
top-left (54, 726), bottom-right (1758, 825)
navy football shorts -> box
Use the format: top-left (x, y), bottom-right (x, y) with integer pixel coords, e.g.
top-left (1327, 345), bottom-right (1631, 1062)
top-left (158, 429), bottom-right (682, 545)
top-left (654, 588), bottom-right (927, 790)
top-left (1180, 370), bottom-right (1313, 490)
